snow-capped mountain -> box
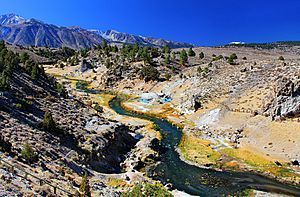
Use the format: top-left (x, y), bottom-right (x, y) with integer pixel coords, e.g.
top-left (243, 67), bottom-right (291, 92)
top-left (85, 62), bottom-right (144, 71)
top-left (0, 13), bottom-right (193, 49)
top-left (0, 13), bottom-right (25, 25)
top-left (99, 30), bottom-right (193, 48)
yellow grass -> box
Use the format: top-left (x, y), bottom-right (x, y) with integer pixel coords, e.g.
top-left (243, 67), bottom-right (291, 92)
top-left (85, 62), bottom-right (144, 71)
top-left (90, 94), bottom-right (116, 107)
top-left (180, 134), bottom-right (221, 166)
top-left (222, 148), bottom-right (300, 179)
top-left (222, 148), bottom-right (273, 167)
top-left (107, 178), bottom-right (131, 188)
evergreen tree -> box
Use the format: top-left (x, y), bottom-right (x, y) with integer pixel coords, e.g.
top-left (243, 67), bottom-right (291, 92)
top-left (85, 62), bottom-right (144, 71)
top-left (164, 54), bottom-right (170, 65)
top-left (25, 60), bottom-right (33, 73)
top-left (0, 71), bottom-right (9, 89)
top-left (188, 47), bottom-right (196, 56)
top-left (172, 52), bottom-right (176, 61)
top-left (112, 45), bottom-right (118, 53)
top-left (21, 143), bottom-right (37, 163)
top-left (0, 40), bottom-right (5, 51)
top-left (180, 49), bottom-right (188, 65)
top-left (227, 53), bottom-right (238, 65)
top-left (42, 111), bottom-right (56, 132)
top-left (140, 65), bottom-right (160, 82)
top-left (80, 48), bottom-right (88, 58)
top-left (133, 43), bottom-right (139, 53)
top-left (141, 47), bottom-right (151, 63)
top-left (20, 52), bottom-right (30, 63)
top-left (199, 52), bottom-right (204, 59)
top-left (102, 40), bottom-right (108, 49)
top-left (0, 135), bottom-right (12, 153)
top-left (31, 64), bottom-right (39, 80)
top-left (162, 45), bottom-right (171, 54)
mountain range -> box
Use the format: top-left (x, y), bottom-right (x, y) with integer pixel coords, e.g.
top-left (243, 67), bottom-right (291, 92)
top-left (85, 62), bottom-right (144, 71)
top-left (0, 13), bottom-right (193, 49)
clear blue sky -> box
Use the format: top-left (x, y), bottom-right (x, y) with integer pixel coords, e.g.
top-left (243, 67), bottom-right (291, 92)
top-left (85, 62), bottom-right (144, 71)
top-left (2, 0), bottom-right (300, 46)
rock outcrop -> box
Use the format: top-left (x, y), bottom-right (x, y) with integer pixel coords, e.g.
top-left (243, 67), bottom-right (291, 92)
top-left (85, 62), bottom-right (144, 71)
top-left (266, 78), bottom-right (300, 120)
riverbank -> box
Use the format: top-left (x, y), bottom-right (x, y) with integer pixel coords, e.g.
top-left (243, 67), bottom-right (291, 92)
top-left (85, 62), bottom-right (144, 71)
top-left (121, 97), bottom-right (300, 187)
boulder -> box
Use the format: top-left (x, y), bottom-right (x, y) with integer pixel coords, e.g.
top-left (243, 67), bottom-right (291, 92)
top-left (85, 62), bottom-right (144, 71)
top-left (80, 60), bottom-right (93, 72)
top-left (265, 78), bottom-right (300, 120)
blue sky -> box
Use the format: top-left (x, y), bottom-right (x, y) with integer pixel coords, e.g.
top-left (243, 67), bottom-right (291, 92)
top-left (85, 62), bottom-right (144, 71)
top-left (2, 0), bottom-right (300, 46)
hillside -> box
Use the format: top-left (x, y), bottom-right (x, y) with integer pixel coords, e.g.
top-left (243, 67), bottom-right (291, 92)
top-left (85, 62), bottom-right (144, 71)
top-left (0, 41), bottom-right (161, 196)
top-left (44, 42), bottom-right (300, 187)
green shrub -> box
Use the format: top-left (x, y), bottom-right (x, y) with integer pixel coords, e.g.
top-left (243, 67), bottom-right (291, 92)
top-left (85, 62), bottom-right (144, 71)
top-left (94, 103), bottom-right (104, 113)
top-left (165, 73), bottom-right (172, 81)
top-left (15, 103), bottom-right (23, 109)
top-left (278, 56), bottom-right (285, 61)
top-left (76, 81), bottom-right (89, 90)
top-left (212, 55), bottom-right (223, 61)
top-left (227, 58), bottom-right (235, 65)
top-left (229, 53), bottom-right (238, 60)
top-left (55, 82), bottom-right (67, 97)
top-left (197, 66), bottom-right (203, 73)
top-left (42, 111), bottom-right (56, 132)
top-left (122, 183), bottom-right (173, 197)
top-left (21, 143), bottom-right (37, 163)
top-left (227, 53), bottom-right (238, 65)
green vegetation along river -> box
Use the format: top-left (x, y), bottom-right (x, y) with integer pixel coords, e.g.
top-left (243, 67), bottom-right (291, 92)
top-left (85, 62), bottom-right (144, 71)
top-left (109, 97), bottom-right (300, 197)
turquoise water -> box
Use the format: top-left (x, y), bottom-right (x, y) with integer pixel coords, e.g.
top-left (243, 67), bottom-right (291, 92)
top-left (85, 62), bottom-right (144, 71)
top-left (109, 97), bottom-right (300, 197)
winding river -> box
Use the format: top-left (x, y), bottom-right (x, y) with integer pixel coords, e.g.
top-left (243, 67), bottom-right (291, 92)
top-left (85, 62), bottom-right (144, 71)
top-left (109, 97), bottom-right (300, 197)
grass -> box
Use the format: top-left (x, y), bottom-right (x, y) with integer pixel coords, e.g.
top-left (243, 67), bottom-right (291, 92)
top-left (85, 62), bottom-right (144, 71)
top-left (92, 94), bottom-right (116, 107)
top-left (221, 148), bottom-right (300, 179)
top-left (107, 178), bottom-right (131, 188)
top-left (179, 134), bottom-right (221, 166)
top-left (222, 148), bottom-right (273, 167)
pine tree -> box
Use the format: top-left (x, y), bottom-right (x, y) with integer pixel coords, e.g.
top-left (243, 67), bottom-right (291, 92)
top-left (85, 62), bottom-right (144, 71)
top-left (180, 49), bottom-right (188, 65)
top-left (20, 52), bottom-right (30, 63)
top-left (164, 54), bottom-right (170, 65)
top-left (162, 45), bottom-right (171, 54)
top-left (199, 52), bottom-right (204, 59)
top-left (133, 43), bottom-right (139, 53)
top-left (21, 143), bottom-right (37, 163)
top-left (0, 40), bottom-right (5, 51)
top-left (31, 64), bottom-right (39, 80)
top-left (0, 71), bottom-right (9, 89)
top-left (42, 111), bottom-right (56, 132)
top-left (102, 40), bottom-right (108, 49)
top-left (188, 47), bottom-right (196, 56)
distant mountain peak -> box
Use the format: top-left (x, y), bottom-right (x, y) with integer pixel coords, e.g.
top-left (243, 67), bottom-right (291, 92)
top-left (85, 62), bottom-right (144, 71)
top-left (0, 13), bottom-right (194, 49)
top-left (0, 13), bottom-right (25, 25)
